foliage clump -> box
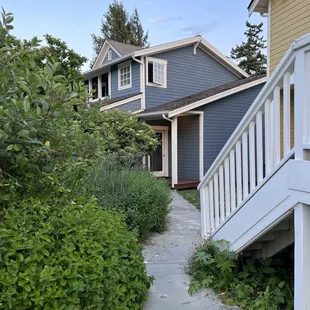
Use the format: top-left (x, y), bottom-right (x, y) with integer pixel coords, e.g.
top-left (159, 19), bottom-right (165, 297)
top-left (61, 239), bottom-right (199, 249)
top-left (231, 21), bottom-right (267, 76)
top-left (85, 160), bottom-right (171, 241)
top-left (187, 240), bottom-right (294, 309)
top-left (0, 199), bottom-right (151, 309)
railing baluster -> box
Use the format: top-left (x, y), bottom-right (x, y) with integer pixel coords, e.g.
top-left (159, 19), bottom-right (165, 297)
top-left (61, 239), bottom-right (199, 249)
top-left (204, 186), bottom-right (210, 235)
top-left (273, 86), bottom-right (281, 164)
top-left (249, 122), bottom-right (256, 191)
top-left (214, 173), bottom-right (220, 228)
top-left (265, 99), bottom-right (273, 174)
top-left (256, 111), bottom-right (263, 183)
top-left (209, 181), bottom-right (215, 232)
top-left (230, 150), bottom-right (236, 211)
top-left (242, 132), bottom-right (249, 199)
top-left (219, 165), bottom-right (225, 223)
top-left (236, 141), bottom-right (242, 205)
top-left (224, 157), bottom-right (231, 217)
top-left (283, 72), bottom-right (291, 154)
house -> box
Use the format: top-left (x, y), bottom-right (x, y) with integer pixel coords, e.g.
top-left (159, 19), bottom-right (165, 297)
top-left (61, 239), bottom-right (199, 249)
top-left (83, 37), bottom-right (266, 189)
top-left (198, 1), bottom-right (310, 308)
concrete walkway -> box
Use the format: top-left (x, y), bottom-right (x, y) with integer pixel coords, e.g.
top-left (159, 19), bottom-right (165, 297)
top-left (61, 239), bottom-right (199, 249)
top-left (143, 191), bottom-right (235, 310)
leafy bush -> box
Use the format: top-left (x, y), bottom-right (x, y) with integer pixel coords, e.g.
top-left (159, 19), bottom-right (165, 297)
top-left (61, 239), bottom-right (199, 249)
top-left (84, 109), bottom-right (159, 164)
top-left (0, 11), bottom-right (158, 209)
top-left (0, 199), bottom-right (151, 309)
top-left (86, 161), bottom-right (171, 240)
top-left (186, 240), bottom-right (294, 309)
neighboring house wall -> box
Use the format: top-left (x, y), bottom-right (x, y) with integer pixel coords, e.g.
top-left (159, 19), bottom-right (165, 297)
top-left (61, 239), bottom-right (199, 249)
top-left (197, 84), bottom-right (264, 174)
top-left (111, 99), bottom-right (141, 112)
top-left (145, 46), bottom-right (239, 109)
top-left (111, 60), bottom-right (140, 98)
top-left (270, 0), bottom-right (310, 73)
top-left (178, 115), bottom-right (200, 180)
top-left (102, 48), bottom-right (119, 65)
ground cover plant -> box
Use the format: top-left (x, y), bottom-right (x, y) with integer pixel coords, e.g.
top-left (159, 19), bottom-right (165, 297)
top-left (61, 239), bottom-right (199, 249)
top-left (187, 240), bottom-right (294, 309)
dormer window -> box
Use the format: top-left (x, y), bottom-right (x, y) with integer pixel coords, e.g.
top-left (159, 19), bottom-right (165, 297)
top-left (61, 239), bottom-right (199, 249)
top-left (108, 49), bottom-right (112, 61)
top-left (146, 57), bottom-right (167, 88)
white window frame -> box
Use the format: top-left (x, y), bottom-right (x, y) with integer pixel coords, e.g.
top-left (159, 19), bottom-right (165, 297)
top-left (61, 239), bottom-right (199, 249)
top-left (146, 57), bottom-right (167, 88)
top-left (118, 60), bottom-right (132, 91)
top-left (107, 49), bottom-right (112, 61)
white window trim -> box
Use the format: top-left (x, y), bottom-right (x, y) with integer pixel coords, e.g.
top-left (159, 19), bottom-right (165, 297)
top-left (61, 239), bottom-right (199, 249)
top-left (108, 49), bottom-right (112, 61)
top-left (146, 57), bottom-right (167, 88)
top-left (118, 60), bottom-right (132, 91)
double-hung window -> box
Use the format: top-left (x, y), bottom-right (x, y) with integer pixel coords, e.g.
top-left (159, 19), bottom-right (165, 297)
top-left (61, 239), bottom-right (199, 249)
top-left (118, 60), bottom-right (132, 90)
top-left (146, 57), bottom-right (167, 88)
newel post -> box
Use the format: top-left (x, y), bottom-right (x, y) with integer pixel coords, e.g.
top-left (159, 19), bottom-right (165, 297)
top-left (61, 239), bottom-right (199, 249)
top-left (294, 49), bottom-right (306, 160)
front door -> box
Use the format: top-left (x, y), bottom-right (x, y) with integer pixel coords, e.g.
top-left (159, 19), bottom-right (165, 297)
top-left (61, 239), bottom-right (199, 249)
top-left (148, 127), bottom-right (168, 177)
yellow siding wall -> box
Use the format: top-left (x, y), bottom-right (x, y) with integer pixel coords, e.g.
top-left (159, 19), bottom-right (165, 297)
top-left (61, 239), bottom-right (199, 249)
top-left (270, 0), bottom-right (310, 73)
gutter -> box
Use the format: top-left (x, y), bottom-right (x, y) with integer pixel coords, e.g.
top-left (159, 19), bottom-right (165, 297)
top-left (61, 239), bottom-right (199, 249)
top-left (162, 113), bottom-right (173, 123)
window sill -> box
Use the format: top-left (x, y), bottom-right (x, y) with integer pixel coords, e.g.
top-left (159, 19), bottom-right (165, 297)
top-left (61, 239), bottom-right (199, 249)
top-left (146, 82), bottom-right (167, 89)
top-left (118, 84), bottom-right (132, 91)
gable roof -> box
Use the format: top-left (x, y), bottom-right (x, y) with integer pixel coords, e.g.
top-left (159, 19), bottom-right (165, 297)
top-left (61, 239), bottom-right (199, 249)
top-left (139, 75), bottom-right (266, 117)
top-left (108, 39), bottom-right (142, 56)
top-left (86, 36), bottom-right (249, 79)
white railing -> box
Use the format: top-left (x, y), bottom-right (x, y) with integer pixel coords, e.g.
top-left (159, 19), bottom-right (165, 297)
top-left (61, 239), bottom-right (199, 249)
top-left (198, 34), bottom-right (310, 238)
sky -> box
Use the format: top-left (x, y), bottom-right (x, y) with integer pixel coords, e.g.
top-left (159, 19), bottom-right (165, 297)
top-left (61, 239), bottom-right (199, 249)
top-left (0, 0), bottom-right (266, 71)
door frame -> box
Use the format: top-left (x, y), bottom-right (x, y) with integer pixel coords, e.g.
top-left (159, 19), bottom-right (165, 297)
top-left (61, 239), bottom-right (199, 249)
top-left (149, 125), bottom-right (169, 177)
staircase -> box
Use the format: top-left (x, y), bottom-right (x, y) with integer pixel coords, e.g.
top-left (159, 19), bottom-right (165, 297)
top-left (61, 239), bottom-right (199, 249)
top-left (198, 34), bottom-right (310, 308)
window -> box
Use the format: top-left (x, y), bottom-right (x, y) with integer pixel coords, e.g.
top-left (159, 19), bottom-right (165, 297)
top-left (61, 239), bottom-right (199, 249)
top-left (146, 57), bottom-right (167, 88)
top-left (118, 60), bottom-right (132, 90)
top-left (108, 49), bottom-right (112, 61)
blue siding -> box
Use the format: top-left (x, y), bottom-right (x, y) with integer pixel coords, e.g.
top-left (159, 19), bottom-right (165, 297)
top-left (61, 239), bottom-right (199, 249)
top-left (145, 46), bottom-right (239, 109)
top-left (178, 115), bottom-right (200, 180)
top-left (111, 60), bottom-right (140, 98)
top-left (111, 99), bottom-right (141, 112)
top-left (196, 84), bottom-right (265, 174)
top-left (102, 48), bottom-right (119, 64)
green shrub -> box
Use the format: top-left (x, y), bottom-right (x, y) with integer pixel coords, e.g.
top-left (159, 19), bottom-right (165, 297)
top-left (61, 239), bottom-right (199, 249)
top-left (87, 161), bottom-right (171, 241)
top-left (186, 240), bottom-right (294, 309)
top-left (0, 199), bottom-right (151, 309)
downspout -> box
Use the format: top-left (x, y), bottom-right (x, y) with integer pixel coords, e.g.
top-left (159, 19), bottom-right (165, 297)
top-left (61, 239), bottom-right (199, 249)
top-left (162, 113), bottom-right (172, 123)
top-left (132, 55), bottom-right (146, 111)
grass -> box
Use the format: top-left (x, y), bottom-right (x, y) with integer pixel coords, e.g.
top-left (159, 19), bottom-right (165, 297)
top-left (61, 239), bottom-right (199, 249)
top-left (178, 189), bottom-right (200, 211)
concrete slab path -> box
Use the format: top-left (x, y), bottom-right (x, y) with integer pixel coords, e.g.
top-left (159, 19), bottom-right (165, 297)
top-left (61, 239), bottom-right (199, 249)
top-left (143, 191), bottom-right (236, 310)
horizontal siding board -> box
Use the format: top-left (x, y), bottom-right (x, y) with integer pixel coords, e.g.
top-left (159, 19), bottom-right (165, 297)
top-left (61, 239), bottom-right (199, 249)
top-left (178, 115), bottom-right (200, 180)
top-left (145, 46), bottom-right (239, 109)
top-left (197, 84), bottom-right (264, 174)
top-left (270, 0), bottom-right (310, 73)
top-left (102, 48), bottom-right (119, 65)
top-left (111, 99), bottom-right (141, 112)
top-left (111, 61), bottom-right (140, 98)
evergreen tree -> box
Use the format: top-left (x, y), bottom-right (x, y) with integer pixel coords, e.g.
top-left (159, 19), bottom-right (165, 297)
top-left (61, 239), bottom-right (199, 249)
top-left (129, 8), bottom-right (149, 47)
top-left (231, 21), bottom-right (267, 76)
top-left (91, 1), bottom-right (149, 65)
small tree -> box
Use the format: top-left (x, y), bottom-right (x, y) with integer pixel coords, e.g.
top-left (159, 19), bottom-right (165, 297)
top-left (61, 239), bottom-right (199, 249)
top-left (231, 21), bottom-right (267, 76)
top-left (37, 34), bottom-right (87, 82)
top-left (91, 1), bottom-right (149, 66)
top-left (130, 8), bottom-right (149, 48)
